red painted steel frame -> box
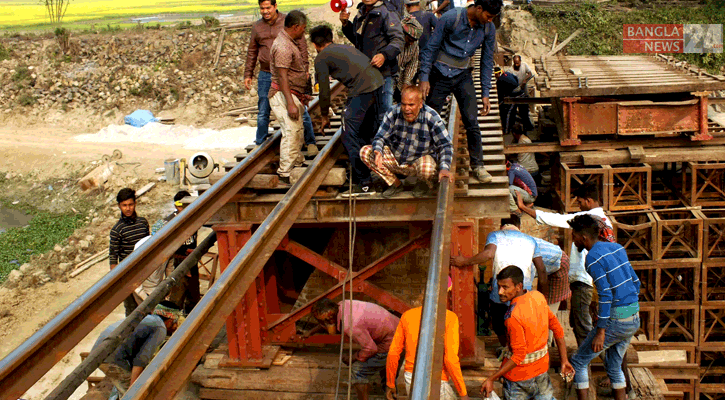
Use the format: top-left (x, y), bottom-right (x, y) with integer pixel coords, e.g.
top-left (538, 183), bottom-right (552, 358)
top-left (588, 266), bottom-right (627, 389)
top-left (213, 222), bottom-right (480, 365)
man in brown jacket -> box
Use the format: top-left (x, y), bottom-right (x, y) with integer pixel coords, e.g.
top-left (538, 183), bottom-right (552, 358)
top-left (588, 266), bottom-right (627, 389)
top-left (244, 0), bottom-right (317, 155)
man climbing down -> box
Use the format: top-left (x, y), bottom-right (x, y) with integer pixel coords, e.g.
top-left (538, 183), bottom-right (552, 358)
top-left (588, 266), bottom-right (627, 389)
top-left (419, 0), bottom-right (502, 184)
top-left (311, 299), bottom-right (399, 400)
top-left (568, 214), bottom-right (641, 400)
top-left (480, 266), bottom-right (574, 400)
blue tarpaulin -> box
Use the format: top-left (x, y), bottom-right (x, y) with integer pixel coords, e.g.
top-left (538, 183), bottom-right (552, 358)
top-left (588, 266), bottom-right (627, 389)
top-left (124, 110), bottom-right (158, 127)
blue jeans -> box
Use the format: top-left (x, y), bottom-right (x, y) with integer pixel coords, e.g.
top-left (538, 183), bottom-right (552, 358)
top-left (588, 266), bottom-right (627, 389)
top-left (381, 75), bottom-right (394, 114)
top-left (255, 70), bottom-right (315, 145)
top-left (570, 314), bottom-right (640, 390)
top-left (425, 68), bottom-right (484, 167)
top-left (503, 372), bottom-right (555, 400)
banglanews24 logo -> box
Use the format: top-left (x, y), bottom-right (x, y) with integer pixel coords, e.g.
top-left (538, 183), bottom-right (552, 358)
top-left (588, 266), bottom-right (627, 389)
top-left (623, 24), bottom-right (722, 53)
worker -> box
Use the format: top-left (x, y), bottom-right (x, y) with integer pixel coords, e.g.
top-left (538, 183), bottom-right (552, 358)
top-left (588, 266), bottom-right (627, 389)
top-left (340, 0), bottom-right (404, 114)
top-left (507, 159), bottom-right (537, 215)
top-left (385, 288), bottom-right (469, 400)
top-left (480, 266), bottom-right (575, 400)
top-left (360, 85), bottom-right (453, 198)
top-left (394, 15), bottom-right (423, 103)
top-left (132, 236), bottom-right (165, 302)
top-left (311, 298), bottom-right (399, 400)
top-left (532, 237), bottom-right (571, 315)
top-left (419, 0), bottom-right (502, 184)
top-left (494, 66), bottom-right (522, 135)
top-left (244, 0), bottom-right (318, 155)
top-left (310, 25), bottom-right (384, 197)
top-left (568, 215), bottom-right (641, 400)
top-left (404, 0), bottom-right (437, 54)
top-left (432, 0), bottom-right (453, 17)
top-left (505, 55), bottom-right (535, 132)
top-left (510, 122), bottom-right (539, 186)
top-left (157, 191), bottom-right (200, 314)
top-left (109, 188), bottom-right (150, 317)
top-left (451, 215), bottom-right (547, 348)
top-left (515, 181), bottom-right (611, 347)
top-left (268, 10), bottom-right (310, 183)
top-left (91, 302), bottom-right (182, 396)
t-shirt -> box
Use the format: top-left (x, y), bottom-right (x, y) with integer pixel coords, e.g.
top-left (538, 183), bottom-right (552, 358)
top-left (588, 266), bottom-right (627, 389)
top-left (586, 241), bottom-right (641, 329)
top-left (94, 315), bottom-right (167, 371)
top-left (503, 290), bottom-right (564, 382)
top-left (269, 30), bottom-right (308, 98)
top-left (516, 135), bottom-right (539, 174)
top-left (486, 230), bottom-right (541, 303)
top-left (337, 300), bottom-right (400, 361)
top-left (533, 238), bottom-right (562, 275)
top-left (506, 62), bottom-right (535, 90)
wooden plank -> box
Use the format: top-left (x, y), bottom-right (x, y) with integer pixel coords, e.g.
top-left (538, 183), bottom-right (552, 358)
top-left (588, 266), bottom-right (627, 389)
top-left (540, 81), bottom-right (725, 97)
top-left (209, 172), bottom-right (279, 188)
top-left (546, 28), bottom-right (583, 56)
top-left (629, 367), bottom-right (666, 400)
top-left (505, 136), bottom-right (725, 154)
top-left (580, 146), bottom-right (725, 165)
top-left (213, 27), bottom-right (227, 67)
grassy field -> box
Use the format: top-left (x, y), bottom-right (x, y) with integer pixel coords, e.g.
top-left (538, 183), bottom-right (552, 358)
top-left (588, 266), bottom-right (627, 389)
top-left (0, 0), bottom-right (329, 31)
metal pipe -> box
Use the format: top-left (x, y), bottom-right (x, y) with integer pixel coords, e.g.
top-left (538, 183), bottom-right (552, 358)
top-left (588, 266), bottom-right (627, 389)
top-left (123, 129), bottom-right (345, 399)
top-left (45, 232), bottom-right (217, 400)
top-left (410, 97), bottom-right (458, 400)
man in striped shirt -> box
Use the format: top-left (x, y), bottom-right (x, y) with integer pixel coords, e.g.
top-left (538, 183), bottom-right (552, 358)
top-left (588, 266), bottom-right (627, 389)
top-left (360, 85), bottom-right (452, 198)
top-left (568, 214), bottom-right (641, 400)
top-left (110, 188), bottom-right (150, 316)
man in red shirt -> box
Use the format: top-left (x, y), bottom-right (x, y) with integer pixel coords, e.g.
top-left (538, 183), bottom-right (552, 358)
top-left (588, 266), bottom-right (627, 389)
top-left (481, 266), bottom-right (574, 400)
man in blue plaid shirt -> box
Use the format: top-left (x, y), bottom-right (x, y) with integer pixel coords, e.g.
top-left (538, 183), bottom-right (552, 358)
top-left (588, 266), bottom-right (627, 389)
top-left (360, 85), bottom-right (453, 198)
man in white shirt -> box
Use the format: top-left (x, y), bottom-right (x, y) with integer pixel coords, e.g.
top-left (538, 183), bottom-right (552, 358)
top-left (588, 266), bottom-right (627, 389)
top-left (505, 55), bottom-right (535, 132)
top-left (516, 182), bottom-right (611, 346)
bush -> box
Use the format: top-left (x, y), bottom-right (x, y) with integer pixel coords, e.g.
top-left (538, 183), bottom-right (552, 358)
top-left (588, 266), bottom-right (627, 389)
top-left (54, 27), bottom-right (70, 55)
top-left (18, 94), bottom-right (36, 106)
top-left (0, 44), bottom-right (10, 61)
top-left (203, 16), bottom-right (220, 28)
top-left (12, 65), bottom-right (30, 82)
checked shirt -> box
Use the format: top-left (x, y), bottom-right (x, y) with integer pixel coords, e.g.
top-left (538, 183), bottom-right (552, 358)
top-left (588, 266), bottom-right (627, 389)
top-left (371, 103), bottom-right (452, 171)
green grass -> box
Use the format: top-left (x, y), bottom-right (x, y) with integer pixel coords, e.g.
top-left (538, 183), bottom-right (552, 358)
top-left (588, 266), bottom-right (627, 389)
top-left (530, 0), bottom-right (725, 74)
top-left (0, 201), bottom-right (84, 282)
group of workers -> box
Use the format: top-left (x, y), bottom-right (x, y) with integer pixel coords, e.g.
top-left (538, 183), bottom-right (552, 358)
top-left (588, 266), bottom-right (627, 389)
top-left (303, 181), bottom-right (641, 400)
top-left (245, 0), bottom-right (507, 196)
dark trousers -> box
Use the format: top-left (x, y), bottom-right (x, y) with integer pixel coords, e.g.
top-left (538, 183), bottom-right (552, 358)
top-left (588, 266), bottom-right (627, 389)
top-left (123, 294), bottom-right (138, 317)
top-left (342, 87), bottom-right (383, 184)
top-left (425, 68), bottom-right (483, 168)
top-left (168, 257), bottom-right (201, 314)
top-left (570, 281), bottom-right (594, 346)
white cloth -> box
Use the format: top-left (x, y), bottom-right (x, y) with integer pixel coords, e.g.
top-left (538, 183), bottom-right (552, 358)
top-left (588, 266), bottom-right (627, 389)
top-left (404, 371), bottom-right (457, 400)
top-left (516, 135), bottom-right (539, 174)
top-left (133, 236), bottom-right (166, 300)
top-left (534, 207), bottom-right (612, 287)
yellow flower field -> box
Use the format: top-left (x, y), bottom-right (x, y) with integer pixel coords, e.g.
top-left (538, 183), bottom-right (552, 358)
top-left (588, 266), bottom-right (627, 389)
top-left (1, 0), bottom-right (328, 29)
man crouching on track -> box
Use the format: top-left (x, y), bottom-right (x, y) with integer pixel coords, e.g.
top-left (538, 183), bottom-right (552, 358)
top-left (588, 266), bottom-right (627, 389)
top-left (480, 266), bottom-right (574, 400)
top-left (311, 298), bottom-right (400, 400)
top-left (310, 24), bottom-right (385, 197)
top-left (360, 85), bottom-right (453, 198)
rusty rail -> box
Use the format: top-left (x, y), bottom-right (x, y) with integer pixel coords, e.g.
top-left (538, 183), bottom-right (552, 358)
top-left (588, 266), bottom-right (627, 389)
top-left (409, 96), bottom-right (459, 400)
top-left (0, 82), bottom-right (343, 400)
top-left (123, 128), bottom-right (344, 399)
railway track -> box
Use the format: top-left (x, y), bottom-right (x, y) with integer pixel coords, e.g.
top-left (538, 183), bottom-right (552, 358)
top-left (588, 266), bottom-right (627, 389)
top-left (0, 51), bottom-right (505, 400)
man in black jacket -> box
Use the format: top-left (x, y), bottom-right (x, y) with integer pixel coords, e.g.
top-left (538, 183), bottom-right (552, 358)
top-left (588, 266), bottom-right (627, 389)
top-left (340, 0), bottom-right (404, 114)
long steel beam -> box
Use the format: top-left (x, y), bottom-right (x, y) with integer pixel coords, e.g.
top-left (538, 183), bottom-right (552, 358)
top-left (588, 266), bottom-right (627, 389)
top-left (0, 82), bottom-right (341, 400)
top-left (410, 97), bottom-right (459, 400)
top-left (123, 129), bottom-right (344, 399)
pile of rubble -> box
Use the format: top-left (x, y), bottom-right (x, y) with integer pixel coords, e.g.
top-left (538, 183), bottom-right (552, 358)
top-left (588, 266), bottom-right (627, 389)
top-left (0, 27), bottom-right (258, 120)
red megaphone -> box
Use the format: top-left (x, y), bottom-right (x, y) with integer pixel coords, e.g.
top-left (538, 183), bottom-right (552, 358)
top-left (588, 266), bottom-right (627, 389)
top-left (330, 0), bottom-right (353, 12)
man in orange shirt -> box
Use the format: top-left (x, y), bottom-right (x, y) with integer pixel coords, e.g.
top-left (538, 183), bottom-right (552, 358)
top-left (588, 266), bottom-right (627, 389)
top-left (385, 289), bottom-right (469, 400)
top-left (481, 266), bottom-right (574, 400)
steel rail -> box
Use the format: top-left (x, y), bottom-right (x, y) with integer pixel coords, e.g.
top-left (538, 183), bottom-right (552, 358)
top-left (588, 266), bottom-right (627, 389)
top-left (123, 128), bottom-right (345, 399)
top-left (45, 231), bottom-right (218, 400)
top-left (410, 96), bottom-right (459, 400)
top-left (0, 82), bottom-right (343, 400)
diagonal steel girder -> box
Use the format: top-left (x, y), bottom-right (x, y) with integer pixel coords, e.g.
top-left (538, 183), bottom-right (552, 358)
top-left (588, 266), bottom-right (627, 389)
top-left (123, 129), bottom-right (344, 399)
